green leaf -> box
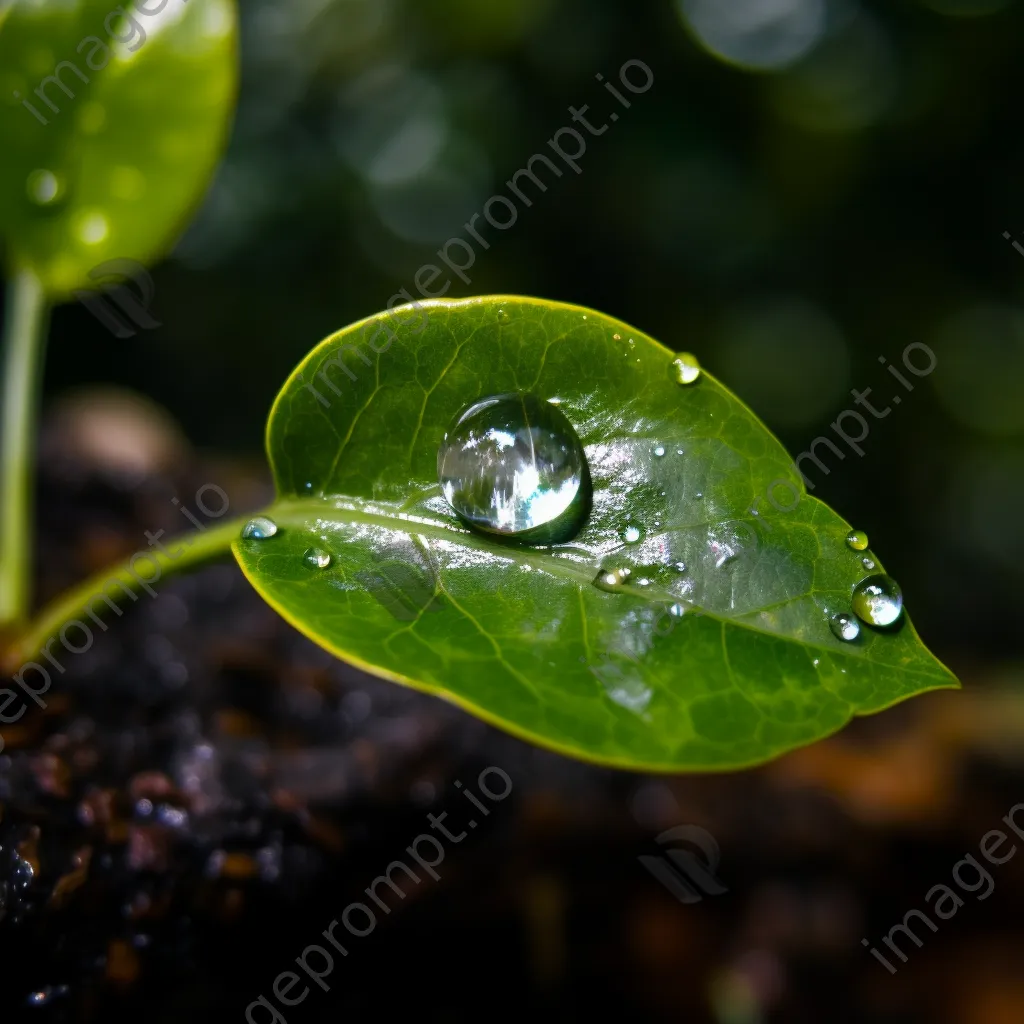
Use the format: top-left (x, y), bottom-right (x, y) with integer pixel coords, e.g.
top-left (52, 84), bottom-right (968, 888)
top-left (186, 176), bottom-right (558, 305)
top-left (0, 0), bottom-right (237, 298)
top-left (234, 296), bottom-right (958, 771)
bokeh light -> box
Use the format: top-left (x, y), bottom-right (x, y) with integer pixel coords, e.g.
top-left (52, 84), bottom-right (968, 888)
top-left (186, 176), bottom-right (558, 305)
top-left (932, 305), bottom-right (1024, 436)
top-left (678, 0), bottom-right (829, 71)
top-left (713, 297), bottom-right (850, 428)
top-left (769, 10), bottom-right (897, 132)
top-left (917, 0), bottom-right (1015, 16)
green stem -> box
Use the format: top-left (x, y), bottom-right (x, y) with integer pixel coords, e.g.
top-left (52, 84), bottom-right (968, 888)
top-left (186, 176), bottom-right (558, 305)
top-left (0, 271), bottom-right (49, 629)
top-left (8, 513), bottom-right (253, 667)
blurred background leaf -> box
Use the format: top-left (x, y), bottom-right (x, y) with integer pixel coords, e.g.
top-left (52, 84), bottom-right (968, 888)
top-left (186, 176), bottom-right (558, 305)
top-left (0, 0), bottom-right (237, 298)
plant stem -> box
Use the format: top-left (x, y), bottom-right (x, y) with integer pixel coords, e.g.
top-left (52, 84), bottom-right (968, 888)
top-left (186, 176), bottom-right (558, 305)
top-left (0, 271), bottom-right (49, 629)
top-left (7, 513), bottom-right (253, 668)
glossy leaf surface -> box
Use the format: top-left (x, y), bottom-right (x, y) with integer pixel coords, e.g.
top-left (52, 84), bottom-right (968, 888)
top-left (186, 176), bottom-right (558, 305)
top-left (0, 0), bottom-right (237, 298)
top-left (234, 296), bottom-right (958, 771)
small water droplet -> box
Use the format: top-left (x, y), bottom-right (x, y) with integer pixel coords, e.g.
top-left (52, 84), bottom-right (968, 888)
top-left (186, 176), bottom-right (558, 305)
top-left (830, 613), bottom-right (861, 642)
top-left (813, 658), bottom-right (820, 666)
top-left (669, 352), bottom-right (701, 385)
top-left (74, 210), bottom-right (109, 245)
top-left (846, 529), bottom-right (869, 551)
top-left (26, 168), bottom-right (61, 205)
top-left (653, 445), bottom-right (665, 457)
top-left (861, 555), bottom-right (876, 570)
top-left (303, 547), bottom-right (331, 569)
top-left (637, 577), bottom-right (651, 586)
top-left (676, 449), bottom-right (684, 456)
top-left (622, 524), bottom-right (643, 544)
top-left (668, 603), bottom-right (685, 617)
top-left (852, 574), bottom-right (903, 628)
top-left (437, 392), bottom-right (589, 542)
top-left (496, 308), bottom-right (509, 322)
top-left (612, 333), bottom-right (622, 340)
top-left (241, 516), bottom-right (278, 540)
top-left (594, 567), bottom-right (631, 592)
top-left (674, 561), bottom-right (686, 572)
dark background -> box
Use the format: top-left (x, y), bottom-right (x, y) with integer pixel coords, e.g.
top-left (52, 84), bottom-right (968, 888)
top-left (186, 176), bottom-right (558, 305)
top-left (4, 0), bottom-right (1024, 1021)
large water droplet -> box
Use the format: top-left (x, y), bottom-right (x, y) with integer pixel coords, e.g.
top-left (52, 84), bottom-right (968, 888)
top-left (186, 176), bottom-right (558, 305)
top-left (669, 352), bottom-right (701, 385)
top-left (830, 613), bottom-right (861, 642)
top-left (26, 169), bottom-right (61, 205)
top-left (303, 547), bottom-right (331, 569)
top-left (438, 392), bottom-right (589, 543)
top-left (846, 529), bottom-right (869, 551)
top-left (241, 516), bottom-right (278, 540)
top-left (852, 574), bottom-right (903, 627)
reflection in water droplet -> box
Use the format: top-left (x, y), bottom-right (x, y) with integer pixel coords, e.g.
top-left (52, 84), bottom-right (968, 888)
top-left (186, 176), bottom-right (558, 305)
top-left (303, 547), bottom-right (332, 569)
top-left (830, 612), bottom-right (861, 641)
top-left (594, 567), bottom-right (631, 592)
top-left (846, 529), bottom-right (869, 551)
top-left (852, 574), bottom-right (903, 627)
top-left (589, 652), bottom-right (653, 715)
top-left (669, 352), bottom-right (701, 385)
top-left (653, 445), bottom-right (666, 457)
top-left (26, 169), bottom-right (61, 205)
top-left (605, 676), bottom-right (652, 714)
top-left (74, 210), bottom-right (109, 245)
top-left (437, 392), bottom-right (589, 542)
top-left (497, 308), bottom-right (509, 322)
top-left (669, 603), bottom-right (686, 617)
top-left (241, 516), bottom-right (278, 540)
top-left (622, 524), bottom-right (643, 544)
top-left (674, 561), bottom-right (686, 572)
top-left (613, 333), bottom-right (622, 340)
